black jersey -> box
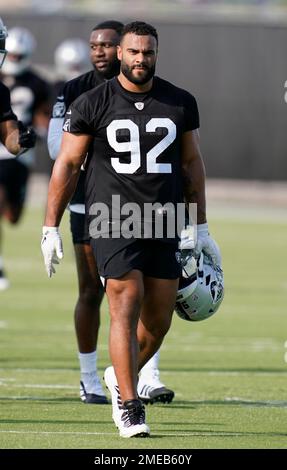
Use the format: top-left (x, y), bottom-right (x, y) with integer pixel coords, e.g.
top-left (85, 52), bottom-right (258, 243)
top-left (0, 70), bottom-right (51, 163)
top-left (0, 81), bottom-right (17, 123)
top-left (1, 70), bottom-right (51, 126)
top-left (52, 69), bottom-right (104, 206)
top-left (65, 76), bottom-right (199, 241)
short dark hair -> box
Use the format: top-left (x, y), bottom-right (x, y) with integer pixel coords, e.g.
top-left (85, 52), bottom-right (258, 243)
top-left (121, 21), bottom-right (158, 44)
top-left (93, 20), bottom-right (124, 36)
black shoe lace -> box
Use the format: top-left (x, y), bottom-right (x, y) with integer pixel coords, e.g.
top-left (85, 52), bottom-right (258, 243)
top-left (121, 400), bottom-right (145, 427)
top-left (115, 385), bottom-right (123, 410)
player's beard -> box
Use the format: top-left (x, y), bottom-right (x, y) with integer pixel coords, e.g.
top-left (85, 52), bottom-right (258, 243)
top-left (121, 61), bottom-right (156, 85)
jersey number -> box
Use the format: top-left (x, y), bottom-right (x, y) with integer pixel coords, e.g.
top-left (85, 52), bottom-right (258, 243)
top-left (107, 118), bottom-right (176, 174)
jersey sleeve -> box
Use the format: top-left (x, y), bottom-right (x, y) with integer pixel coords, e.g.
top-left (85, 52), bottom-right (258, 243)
top-left (51, 79), bottom-right (76, 119)
top-left (47, 117), bottom-right (64, 160)
top-left (63, 93), bottom-right (95, 135)
top-left (51, 94), bottom-right (66, 119)
top-left (183, 92), bottom-right (200, 131)
top-left (0, 83), bottom-right (17, 123)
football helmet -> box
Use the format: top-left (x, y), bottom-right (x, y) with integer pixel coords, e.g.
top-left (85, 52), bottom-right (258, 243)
top-left (175, 251), bottom-right (224, 322)
top-left (1, 27), bottom-right (36, 76)
top-left (54, 39), bottom-right (91, 81)
top-left (0, 17), bottom-right (8, 68)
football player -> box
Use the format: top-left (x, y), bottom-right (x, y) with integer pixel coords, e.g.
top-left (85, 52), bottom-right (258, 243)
top-left (42, 21), bottom-right (221, 437)
top-left (47, 20), bottom-right (174, 406)
top-left (53, 38), bottom-right (91, 99)
top-left (0, 20), bottom-right (38, 290)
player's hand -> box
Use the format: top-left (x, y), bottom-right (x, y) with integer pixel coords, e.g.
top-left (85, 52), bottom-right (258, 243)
top-left (179, 225), bottom-right (195, 250)
top-left (41, 226), bottom-right (63, 278)
top-left (17, 120), bottom-right (37, 149)
top-left (194, 223), bottom-right (221, 266)
top-left (179, 226), bottom-right (197, 278)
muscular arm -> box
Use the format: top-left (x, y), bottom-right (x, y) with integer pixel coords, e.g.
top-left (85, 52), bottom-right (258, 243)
top-left (0, 119), bottom-right (21, 155)
top-left (44, 132), bottom-right (92, 227)
top-left (181, 129), bottom-right (207, 225)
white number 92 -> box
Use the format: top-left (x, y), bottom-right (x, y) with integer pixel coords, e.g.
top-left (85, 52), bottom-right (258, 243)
top-left (106, 118), bottom-right (176, 174)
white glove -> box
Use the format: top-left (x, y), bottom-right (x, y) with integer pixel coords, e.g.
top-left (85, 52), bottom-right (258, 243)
top-left (179, 225), bottom-right (195, 250)
top-left (41, 226), bottom-right (63, 277)
top-left (179, 225), bottom-right (196, 278)
top-left (194, 223), bottom-right (222, 266)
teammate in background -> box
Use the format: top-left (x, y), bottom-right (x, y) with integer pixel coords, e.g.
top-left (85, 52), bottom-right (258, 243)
top-left (42, 21), bottom-right (221, 437)
top-left (0, 22), bottom-right (38, 290)
top-left (53, 38), bottom-right (91, 98)
top-left (0, 20), bottom-right (35, 156)
top-left (48, 20), bottom-right (174, 405)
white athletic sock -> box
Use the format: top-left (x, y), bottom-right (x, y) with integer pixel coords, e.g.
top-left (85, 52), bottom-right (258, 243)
top-left (138, 350), bottom-right (166, 389)
top-left (78, 351), bottom-right (105, 395)
top-left (140, 350), bottom-right (160, 377)
top-left (78, 350), bottom-right (98, 374)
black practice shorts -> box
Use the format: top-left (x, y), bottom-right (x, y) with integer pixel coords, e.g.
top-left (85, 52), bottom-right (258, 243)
top-left (90, 237), bottom-right (181, 280)
top-left (69, 211), bottom-right (90, 245)
top-left (0, 159), bottom-right (29, 206)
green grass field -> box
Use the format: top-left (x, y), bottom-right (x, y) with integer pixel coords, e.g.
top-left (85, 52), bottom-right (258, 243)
top-left (0, 206), bottom-right (286, 449)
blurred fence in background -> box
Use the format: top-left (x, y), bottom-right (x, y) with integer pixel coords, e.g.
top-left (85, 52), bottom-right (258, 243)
top-left (1, 3), bottom-right (287, 180)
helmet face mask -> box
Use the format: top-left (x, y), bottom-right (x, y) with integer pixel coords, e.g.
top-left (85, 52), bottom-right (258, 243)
top-left (0, 18), bottom-right (8, 68)
top-left (1, 27), bottom-right (36, 76)
top-left (175, 252), bottom-right (224, 322)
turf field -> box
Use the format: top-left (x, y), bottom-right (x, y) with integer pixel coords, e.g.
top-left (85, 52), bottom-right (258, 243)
top-left (0, 205), bottom-right (286, 449)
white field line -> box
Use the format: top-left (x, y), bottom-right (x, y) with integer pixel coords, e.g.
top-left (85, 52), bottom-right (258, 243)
top-left (0, 344), bottom-right (283, 353)
top-left (0, 343), bottom-right (263, 352)
top-left (0, 396), bottom-right (286, 409)
top-left (1, 395), bottom-right (286, 407)
top-left (0, 368), bottom-right (287, 390)
top-left (0, 430), bottom-right (267, 437)
top-left (224, 397), bottom-right (287, 406)
top-left (0, 383), bottom-right (78, 389)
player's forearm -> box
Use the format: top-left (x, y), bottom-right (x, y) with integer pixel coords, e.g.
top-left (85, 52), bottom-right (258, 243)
top-left (4, 131), bottom-right (21, 154)
top-left (1, 122), bottom-right (21, 155)
top-left (182, 158), bottom-right (207, 225)
top-left (44, 158), bottom-right (81, 227)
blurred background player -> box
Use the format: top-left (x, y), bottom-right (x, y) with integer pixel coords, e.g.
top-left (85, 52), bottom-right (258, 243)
top-left (0, 23), bottom-right (39, 290)
top-left (53, 38), bottom-right (91, 98)
top-left (0, 19), bottom-right (37, 155)
top-left (48, 20), bottom-right (174, 405)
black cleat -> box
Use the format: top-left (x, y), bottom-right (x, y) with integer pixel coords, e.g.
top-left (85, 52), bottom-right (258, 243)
top-left (138, 385), bottom-right (175, 405)
top-left (80, 381), bottom-right (108, 404)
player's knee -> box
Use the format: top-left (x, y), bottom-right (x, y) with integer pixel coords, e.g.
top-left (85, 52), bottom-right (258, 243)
top-left (147, 315), bottom-right (172, 339)
top-left (118, 288), bottom-right (143, 314)
top-left (4, 204), bottom-right (23, 224)
top-left (151, 322), bottom-right (171, 339)
top-left (109, 276), bottom-right (143, 300)
top-left (109, 285), bottom-right (143, 322)
top-left (78, 285), bottom-right (104, 309)
top-left (6, 212), bottom-right (21, 224)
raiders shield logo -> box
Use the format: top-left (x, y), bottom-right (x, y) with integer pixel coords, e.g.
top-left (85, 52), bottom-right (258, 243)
top-left (52, 100), bottom-right (66, 118)
top-left (134, 102), bottom-right (144, 110)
